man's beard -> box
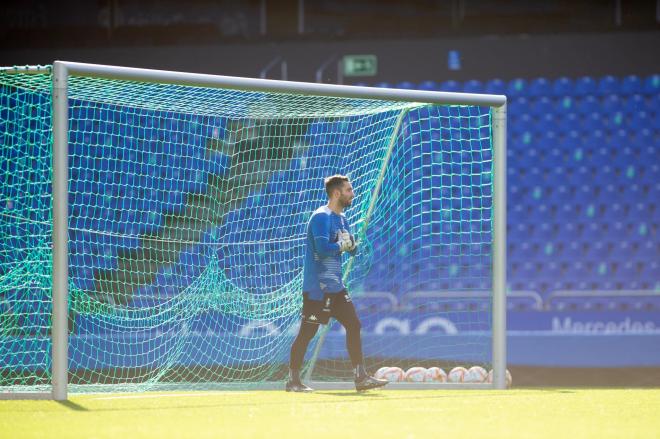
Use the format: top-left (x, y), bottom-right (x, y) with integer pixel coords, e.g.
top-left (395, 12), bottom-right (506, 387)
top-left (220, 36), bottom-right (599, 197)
top-left (340, 196), bottom-right (353, 207)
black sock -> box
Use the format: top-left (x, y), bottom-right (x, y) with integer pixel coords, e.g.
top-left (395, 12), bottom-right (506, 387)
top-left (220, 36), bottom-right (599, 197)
top-left (346, 327), bottom-right (364, 370)
top-left (289, 321), bottom-right (319, 371)
top-left (288, 368), bottom-right (301, 383)
top-left (354, 363), bottom-right (367, 380)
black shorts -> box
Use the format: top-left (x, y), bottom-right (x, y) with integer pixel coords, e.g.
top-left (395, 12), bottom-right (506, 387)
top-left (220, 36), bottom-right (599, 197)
top-left (301, 290), bottom-right (358, 326)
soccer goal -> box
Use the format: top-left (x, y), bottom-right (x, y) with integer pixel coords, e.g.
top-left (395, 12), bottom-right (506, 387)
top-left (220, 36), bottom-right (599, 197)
top-left (0, 61), bottom-right (506, 400)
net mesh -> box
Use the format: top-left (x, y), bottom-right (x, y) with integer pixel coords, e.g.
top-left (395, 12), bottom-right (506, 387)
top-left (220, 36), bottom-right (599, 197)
top-left (0, 66), bottom-right (493, 392)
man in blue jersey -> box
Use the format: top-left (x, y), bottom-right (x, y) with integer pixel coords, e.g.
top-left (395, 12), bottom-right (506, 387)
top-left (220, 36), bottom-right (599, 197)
top-left (286, 175), bottom-right (388, 392)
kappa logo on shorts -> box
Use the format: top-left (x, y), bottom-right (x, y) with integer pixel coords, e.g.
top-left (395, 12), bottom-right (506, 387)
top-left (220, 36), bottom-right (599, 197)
top-left (308, 315), bottom-right (318, 321)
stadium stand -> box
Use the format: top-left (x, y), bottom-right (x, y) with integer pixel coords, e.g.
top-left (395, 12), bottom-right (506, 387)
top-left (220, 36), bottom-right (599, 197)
top-left (12, 72), bottom-right (648, 329)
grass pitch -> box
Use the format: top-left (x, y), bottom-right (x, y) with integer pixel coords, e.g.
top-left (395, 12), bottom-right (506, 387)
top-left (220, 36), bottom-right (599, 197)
top-left (1, 388), bottom-right (659, 439)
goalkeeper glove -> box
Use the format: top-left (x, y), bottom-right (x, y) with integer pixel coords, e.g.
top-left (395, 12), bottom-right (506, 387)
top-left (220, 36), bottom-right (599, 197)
top-left (338, 230), bottom-right (357, 252)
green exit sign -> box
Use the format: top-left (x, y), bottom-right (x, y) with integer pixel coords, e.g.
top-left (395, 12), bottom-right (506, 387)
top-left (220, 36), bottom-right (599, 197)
top-left (343, 55), bottom-right (378, 77)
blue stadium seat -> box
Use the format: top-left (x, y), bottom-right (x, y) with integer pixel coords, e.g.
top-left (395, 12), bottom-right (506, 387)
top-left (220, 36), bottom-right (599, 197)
top-left (582, 112), bottom-right (604, 132)
top-left (439, 80), bottom-right (461, 92)
top-left (508, 96), bottom-right (531, 116)
top-left (559, 130), bottom-right (585, 151)
top-left (484, 79), bottom-right (506, 95)
top-left (208, 151), bottom-right (230, 176)
top-left (529, 77), bottom-right (551, 97)
top-left (558, 112), bottom-right (581, 133)
top-left (162, 191), bottom-right (185, 214)
top-left (418, 80), bottom-right (440, 91)
top-left (71, 266), bottom-right (96, 291)
top-left (510, 113), bottom-right (533, 136)
top-left (591, 145), bottom-right (613, 166)
top-left (629, 111), bottom-right (651, 131)
top-left (537, 130), bottom-right (560, 149)
top-left (580, 128), bottom-right (603, 149)
top-left (574, 76), bottom-right (597, 96)
top-left (552, 76), bottom-right (573, 96)
top-left (395, 81), bottom-right (416, 90)
top-left (353, 293), bottom-right (399, 313)
top-left (582, 221), bottom-right (608, 241)
top-left (462, 79), bottom-right (483, 93)
top-left (621, 75), bottom-right (643, 95)
top-left (529, 97), bottom-right (554, 116)
top-left (602, 94), bottom-right (622, 114)
top-left (554, 96), bottom-right (575, 112)
top-left (643, 74), bottom-right (660, 94)
top-left (597, 75), bottom-right (620, 95)
top-left (506, 78), bottom-right (528, 97)
top-left (575, 96), bottom-right (599, 114)
top-left (373, 82), bottom-right (392, 88)
top-left (623, 94), bottom-right (647, 113)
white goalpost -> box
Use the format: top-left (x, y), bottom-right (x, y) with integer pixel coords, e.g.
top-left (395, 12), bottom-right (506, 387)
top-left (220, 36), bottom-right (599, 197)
top-left (0, 61), bottom-right (506, 400)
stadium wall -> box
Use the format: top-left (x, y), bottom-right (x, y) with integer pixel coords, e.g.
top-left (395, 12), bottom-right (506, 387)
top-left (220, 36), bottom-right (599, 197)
top-left (1, 31), bottom-right (659, 82)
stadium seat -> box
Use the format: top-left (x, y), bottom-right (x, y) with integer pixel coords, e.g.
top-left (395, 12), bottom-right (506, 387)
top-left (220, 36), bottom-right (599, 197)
top-left (559, 130), bottom-right (584, 151)
top-left (418, 80), bottom-right (440, 91)
top-left (558, 112), bottom-right (581, 133)
top-left (597, 75), bottom-right (620, 95)
top-left (506, 78), bottom-right (528, 97)
top-left (602, 95), bottom-right (623, 116)
top-left (529, 77), bottom-right (551, 97)
top-left (574, 76), bottom-right (597, 96)
top-left (395, 81), bottom-right (416, 90)
top-left (439, 80), bottom-right (460, 92)
top-left (582, 112), bottom-right (604, 132)
top-left (621, 75), bottom-right (643, 95)
top-left (529, 97), bottom-right (554, 116)
top-left (508, 96), bottom-right (531, 116)
top-left (484, 78), bottom-right (506, 95)
top-left (552, 76), bottom-right (574, 96)
top-left (629, 111), bottom-right (651, 131)
top-left (208, 151), bottom-right (230, 176)
top-left (462, 79), bottom-right (483, 94)
top-left (510, 113), bottom-right (533, 136)
top-left (352, 292), bottom-right (399, 313)
top-left (575, 95), bottom-right (599, 114)
top-left (643, 74), bottom-right (660, 94)
top-left (538, 129), bottom-right (561, 150)
top-left (554, 95), bottom-right (575, 112)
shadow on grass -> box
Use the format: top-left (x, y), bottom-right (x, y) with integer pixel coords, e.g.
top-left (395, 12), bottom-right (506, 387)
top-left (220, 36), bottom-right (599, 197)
top-left (69, 388), bottom-right (577, 413)
top-left (316, 391), bottom-right (386, 398)
top-left (57, 400), bottom-right (89, 411)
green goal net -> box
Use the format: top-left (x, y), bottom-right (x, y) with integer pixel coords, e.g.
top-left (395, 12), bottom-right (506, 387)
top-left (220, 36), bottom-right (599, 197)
top-left (0, 65), bottom-right (499, 394)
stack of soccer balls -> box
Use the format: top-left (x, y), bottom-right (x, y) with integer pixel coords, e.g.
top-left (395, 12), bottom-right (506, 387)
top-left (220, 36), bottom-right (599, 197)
top-left (375, 366), bottom-right (512, 387)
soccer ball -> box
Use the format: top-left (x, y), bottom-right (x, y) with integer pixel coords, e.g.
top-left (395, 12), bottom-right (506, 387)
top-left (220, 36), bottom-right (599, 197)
top-left (404, 367), bottom-right (427, 382)
top-left (487, 369), bottom-right (512, 388)
top-left (448, 366), bottom-right (467, 383)
top-left (374, 367), bottom-right (389, 380)
top-left (379, 366), bottom-right (405, 382)
top-left (425, 367), bottom-right (447, 383)
top-left (465, 366), bottom-right (488, 383)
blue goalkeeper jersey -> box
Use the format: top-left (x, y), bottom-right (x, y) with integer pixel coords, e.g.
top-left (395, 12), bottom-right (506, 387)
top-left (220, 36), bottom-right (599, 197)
top-left (302, 205), bottom-right (357, 300)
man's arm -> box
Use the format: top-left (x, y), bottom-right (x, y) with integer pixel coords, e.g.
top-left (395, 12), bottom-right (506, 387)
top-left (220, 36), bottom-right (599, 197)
top-left (310, 213), bottom-right (341, 256)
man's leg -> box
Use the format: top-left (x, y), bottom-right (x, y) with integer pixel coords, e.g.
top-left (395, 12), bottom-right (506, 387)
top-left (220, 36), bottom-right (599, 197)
top-left (333, 292), bottom-right (388, 391)
top-left (286, 320), bottom-right (319, 392)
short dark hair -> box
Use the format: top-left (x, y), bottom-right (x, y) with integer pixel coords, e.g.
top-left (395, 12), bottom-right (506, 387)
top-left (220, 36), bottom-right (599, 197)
top-left (324, 174), bottom-right (349, 198)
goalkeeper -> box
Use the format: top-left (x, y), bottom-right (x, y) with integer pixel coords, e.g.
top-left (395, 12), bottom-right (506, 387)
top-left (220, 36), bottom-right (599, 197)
top-left (286, 174), bottom-right (388, 392)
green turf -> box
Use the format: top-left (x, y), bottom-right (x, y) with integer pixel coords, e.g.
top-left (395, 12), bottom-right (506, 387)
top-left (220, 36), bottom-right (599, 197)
top-left (1, 388), bottom-right (659, 438)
